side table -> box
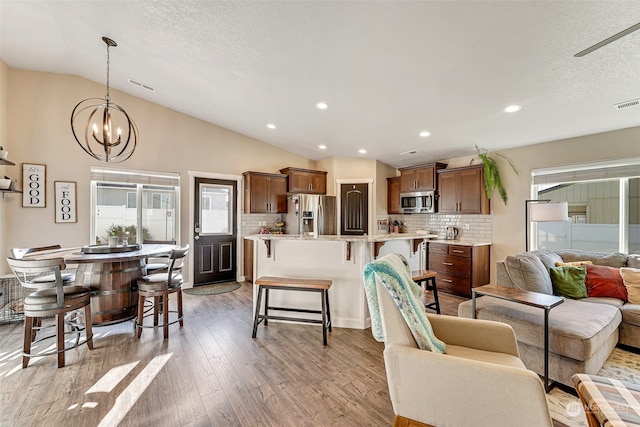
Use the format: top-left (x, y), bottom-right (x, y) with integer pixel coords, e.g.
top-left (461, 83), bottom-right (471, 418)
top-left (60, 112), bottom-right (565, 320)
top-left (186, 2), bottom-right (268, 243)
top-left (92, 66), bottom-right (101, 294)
top-left (472, 284), bottom-right (564, 392)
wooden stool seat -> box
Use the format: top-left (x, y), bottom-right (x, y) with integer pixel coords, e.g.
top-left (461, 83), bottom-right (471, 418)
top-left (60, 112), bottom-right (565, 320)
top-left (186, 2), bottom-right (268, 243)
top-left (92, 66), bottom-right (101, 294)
top-left (411, 269), bottom-right (441, 314)
top-left (252, 276), bottom-right (332, 345)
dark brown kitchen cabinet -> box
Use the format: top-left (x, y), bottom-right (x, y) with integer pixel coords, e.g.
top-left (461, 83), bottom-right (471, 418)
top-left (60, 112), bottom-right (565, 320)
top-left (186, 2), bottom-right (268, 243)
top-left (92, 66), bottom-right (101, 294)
top-left (243, 171), bottom-right (288, 213)
top-left (437, 165), bottom-right (490, 214)
top-left (279, 167), bottom-right (327, 194)
top-left (387, 176), bottom-right (402, 214)
top-left (428, 242), bottom-right (490, 298)
top-left (399, 162), bottom-right (447, 192)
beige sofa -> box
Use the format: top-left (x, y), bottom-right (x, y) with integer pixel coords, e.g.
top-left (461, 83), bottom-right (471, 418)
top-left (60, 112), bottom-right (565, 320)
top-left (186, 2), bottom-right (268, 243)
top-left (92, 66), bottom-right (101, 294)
top-left (459, 249), bottom-right (640, 388)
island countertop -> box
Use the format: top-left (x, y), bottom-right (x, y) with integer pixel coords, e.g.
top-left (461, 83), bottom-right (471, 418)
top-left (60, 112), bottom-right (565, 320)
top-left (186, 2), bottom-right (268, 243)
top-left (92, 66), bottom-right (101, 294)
top-left (244, 232), bottom-right (439, 242)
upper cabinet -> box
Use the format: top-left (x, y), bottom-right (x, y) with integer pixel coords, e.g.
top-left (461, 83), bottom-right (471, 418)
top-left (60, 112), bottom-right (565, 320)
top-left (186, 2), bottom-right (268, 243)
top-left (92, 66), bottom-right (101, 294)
top-left (243, 171), bottom-right (288, 214)
top-left (437, 165), bottom-right (490, 214)
top-left (387, 176), bottom-right (402, 214)
top-left (279, 167), bottom-right (327, 194)
top-left (399, 162), bottom-right (447, 192)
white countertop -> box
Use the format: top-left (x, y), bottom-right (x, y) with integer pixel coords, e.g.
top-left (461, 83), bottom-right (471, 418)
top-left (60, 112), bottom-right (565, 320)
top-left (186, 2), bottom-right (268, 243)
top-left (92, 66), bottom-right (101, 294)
top-left (244, 232), bottom-right (438, 242)
top-left (244, 233), bottom-right (491, 246)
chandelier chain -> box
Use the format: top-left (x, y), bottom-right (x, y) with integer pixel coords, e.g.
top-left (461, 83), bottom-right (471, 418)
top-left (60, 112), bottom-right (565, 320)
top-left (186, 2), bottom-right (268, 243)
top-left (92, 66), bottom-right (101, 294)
top-left (105, 43), bottom-right (111, 102)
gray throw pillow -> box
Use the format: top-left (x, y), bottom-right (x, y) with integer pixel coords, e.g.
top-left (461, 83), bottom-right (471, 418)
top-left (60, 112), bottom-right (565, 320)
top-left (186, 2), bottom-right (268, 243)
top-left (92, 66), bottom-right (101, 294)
top-left (504, 252), bottom-right (553, 294)
top-left (530, 249), bottom-right (564, 270)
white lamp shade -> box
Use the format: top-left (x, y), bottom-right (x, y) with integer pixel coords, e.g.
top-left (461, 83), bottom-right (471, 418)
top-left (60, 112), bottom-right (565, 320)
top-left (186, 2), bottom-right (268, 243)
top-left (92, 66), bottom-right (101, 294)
top-left (530, 202), bottom-right (569, 222)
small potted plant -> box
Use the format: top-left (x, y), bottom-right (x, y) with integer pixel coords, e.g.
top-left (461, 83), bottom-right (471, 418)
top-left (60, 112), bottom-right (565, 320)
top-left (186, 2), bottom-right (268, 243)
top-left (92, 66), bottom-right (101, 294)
top-left (107, 230), bottom-right (119, 248)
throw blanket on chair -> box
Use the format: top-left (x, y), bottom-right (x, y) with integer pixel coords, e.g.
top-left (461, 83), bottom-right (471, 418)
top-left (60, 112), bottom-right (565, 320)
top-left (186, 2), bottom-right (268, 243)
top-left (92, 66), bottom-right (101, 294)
top-left (363, 253), bottom-right (446, 353)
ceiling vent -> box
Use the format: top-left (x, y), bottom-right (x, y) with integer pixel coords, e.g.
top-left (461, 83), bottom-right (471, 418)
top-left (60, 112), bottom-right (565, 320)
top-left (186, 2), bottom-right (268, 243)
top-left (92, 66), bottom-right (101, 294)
top-left (129, 79), bottom-right (155, 92)
top-left (614, 98), bottom-right (640, 110)
top-left (400, 149), bottom-right (418, 156)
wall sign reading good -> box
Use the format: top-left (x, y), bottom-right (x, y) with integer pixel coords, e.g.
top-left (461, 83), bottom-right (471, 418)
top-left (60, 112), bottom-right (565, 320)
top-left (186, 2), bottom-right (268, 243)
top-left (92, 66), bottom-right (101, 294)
top-left (22, 163), bottom-right (46, 207)
top-left (55, 181), bottom-right (77, 223)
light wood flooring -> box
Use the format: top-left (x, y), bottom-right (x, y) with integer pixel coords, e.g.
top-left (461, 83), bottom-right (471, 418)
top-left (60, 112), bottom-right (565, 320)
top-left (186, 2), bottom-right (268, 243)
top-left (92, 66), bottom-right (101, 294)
top-left (0, 282), bottom-right (466, 427)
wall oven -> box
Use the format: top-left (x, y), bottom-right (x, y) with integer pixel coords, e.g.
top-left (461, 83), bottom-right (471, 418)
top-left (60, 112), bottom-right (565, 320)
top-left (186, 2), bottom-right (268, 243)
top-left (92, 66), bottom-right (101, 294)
top-left (400, 191), bottom-right (436, 214)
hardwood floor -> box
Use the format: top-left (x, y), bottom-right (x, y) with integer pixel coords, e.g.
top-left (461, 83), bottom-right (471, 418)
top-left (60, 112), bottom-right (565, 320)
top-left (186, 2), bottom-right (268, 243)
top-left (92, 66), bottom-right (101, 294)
top-left (0, 283), bottom-right (466, 426)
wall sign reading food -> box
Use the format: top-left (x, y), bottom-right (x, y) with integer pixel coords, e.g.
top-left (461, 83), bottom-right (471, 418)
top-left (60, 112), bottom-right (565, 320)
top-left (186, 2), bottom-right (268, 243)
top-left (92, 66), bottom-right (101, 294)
top-left (55, 181), bottom-right (77, 223)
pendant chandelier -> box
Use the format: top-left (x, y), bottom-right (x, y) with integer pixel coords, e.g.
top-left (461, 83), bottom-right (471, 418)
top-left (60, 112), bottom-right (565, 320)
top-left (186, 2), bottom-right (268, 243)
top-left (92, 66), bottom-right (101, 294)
top-left (71, 37), bottom-right (138, 163)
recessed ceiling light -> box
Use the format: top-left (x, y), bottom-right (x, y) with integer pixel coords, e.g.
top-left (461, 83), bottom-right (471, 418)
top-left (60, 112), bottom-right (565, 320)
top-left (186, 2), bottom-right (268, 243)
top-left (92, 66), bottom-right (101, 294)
top-left (504, 105), bottom-right (522, 113)
top-left (266, 123), bottom-right (276, 129)
top-left (419, 131), bottom-right (431, 137)
top-left (318, 144), bottom-right (327, 150)
top-left (316, 102), bottom-right (329, 110)
top-left (358, 149), bottom-right (367, 154)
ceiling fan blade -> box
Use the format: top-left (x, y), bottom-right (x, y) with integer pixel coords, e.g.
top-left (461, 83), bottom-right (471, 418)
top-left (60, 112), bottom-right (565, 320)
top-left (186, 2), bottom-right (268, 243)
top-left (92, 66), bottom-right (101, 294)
top-left (574, 21), bottom-right (640, 57)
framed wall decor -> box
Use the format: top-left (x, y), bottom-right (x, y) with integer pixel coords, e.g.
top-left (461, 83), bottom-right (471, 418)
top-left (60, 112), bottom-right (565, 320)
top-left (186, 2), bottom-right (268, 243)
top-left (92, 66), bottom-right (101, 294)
top-left (22, 163), bottom-right (46, 207)
top-left (54, 181), bottom-right (77, 223)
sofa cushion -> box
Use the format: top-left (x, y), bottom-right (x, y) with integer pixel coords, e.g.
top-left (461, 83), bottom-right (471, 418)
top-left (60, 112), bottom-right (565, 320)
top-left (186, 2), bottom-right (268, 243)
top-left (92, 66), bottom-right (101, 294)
top-left (531, 249), bottom-right (564, 270)
top-left (503, 252), bottom-right (553, 294)
top-left (620, 304), bottom-right (640, 327)
top-left (550, 266), bottom-right (587, 299)
top-left (555, 250), bottom-right (628, 268)
top-left (621, 268), bottom-right (640, 304)
top-left (585, 264), bottom-right (627, 301)
top-left (581, 296), bottom-right (625, 308)
top-left (458, 297), bottom-right (621, 361)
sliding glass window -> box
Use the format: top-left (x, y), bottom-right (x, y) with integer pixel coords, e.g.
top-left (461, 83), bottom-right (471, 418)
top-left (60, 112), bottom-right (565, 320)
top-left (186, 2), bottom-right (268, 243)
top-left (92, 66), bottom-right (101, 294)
top-left (91, 168), bottom-right (180, 245)
top-left (532, 159), bottom-right (640, 254)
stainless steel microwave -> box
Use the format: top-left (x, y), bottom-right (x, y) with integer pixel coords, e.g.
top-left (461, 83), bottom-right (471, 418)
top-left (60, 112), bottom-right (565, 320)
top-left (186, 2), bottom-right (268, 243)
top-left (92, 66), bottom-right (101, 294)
top-left (400, 191), bottom-right (436, 214)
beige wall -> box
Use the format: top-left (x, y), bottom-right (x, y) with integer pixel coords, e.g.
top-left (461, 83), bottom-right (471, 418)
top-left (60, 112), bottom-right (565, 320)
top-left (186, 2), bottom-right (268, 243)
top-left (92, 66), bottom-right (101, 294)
top-left (1, 68), bottom-right (314, 274)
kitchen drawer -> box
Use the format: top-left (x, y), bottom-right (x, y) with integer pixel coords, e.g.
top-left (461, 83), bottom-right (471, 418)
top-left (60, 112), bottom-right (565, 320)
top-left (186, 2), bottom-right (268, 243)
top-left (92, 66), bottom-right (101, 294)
top-left (433, 271), bottom-right (472, 297)
top-left (447, 245), bottom-right (471, 257)
top-left (429, 254), bottom-right (471, 276)
top-left (429, 243), bottom-right (449, 255)
top-left (429, 243), bottom-right (471, 258)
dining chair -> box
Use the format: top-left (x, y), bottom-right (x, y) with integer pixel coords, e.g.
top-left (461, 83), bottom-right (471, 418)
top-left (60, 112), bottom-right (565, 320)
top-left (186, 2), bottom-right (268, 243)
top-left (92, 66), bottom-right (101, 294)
top-left (6, 257), bottom-right (93, 368)
top-left (10, 245), bottom-right (75, 283)
top-left (142, 239), bottom-right (177, 274)
top-left (136, 245), bottom-right (189, 339)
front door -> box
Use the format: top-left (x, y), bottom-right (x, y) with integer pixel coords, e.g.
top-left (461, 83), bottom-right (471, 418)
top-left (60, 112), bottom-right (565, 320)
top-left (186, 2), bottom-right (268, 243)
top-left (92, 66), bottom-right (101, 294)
top-left (193, 178), bottom-right (237, 285)
top-left (340, 183), bottom-right (368, 235)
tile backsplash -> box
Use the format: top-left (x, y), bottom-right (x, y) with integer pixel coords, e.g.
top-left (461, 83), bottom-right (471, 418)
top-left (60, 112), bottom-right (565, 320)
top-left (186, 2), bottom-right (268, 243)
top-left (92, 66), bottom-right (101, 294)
top-left (380, 213), bottom-right (492, 242)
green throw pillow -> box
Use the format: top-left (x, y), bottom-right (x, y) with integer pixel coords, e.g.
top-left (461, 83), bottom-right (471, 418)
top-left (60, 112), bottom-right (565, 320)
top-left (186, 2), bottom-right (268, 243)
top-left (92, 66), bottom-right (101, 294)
top-left (550, 266), bottom-right (587, 299)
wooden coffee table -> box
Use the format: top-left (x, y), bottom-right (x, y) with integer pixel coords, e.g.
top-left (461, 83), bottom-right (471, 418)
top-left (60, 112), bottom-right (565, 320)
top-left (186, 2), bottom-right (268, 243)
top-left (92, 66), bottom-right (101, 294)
top-left (472, 284), bottom-right (564, 392)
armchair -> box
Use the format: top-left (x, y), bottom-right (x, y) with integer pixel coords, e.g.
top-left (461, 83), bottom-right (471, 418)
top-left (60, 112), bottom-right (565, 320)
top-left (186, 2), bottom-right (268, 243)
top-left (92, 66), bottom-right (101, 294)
top-left (374, 276), bottom-right (553, 426)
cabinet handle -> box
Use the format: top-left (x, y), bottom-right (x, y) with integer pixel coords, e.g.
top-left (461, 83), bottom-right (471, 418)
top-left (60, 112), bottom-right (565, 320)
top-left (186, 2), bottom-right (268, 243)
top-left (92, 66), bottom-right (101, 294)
top-left (452, 250), bottom-right (464, 254)
top-left (442, 279), bottom-right (453, 283)
top-left (443, 262), bottom-right (454, 266)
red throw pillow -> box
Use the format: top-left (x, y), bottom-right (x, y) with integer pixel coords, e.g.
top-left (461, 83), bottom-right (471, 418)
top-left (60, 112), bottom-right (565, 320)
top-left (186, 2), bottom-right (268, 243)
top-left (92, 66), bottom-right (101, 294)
top-left (584, 264), bottom-right (627, 301)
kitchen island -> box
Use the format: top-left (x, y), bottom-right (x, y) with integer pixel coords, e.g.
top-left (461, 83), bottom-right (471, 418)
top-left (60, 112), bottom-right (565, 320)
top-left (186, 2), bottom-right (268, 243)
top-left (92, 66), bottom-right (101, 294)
top-left (245, 233), bottom-right (436, 329)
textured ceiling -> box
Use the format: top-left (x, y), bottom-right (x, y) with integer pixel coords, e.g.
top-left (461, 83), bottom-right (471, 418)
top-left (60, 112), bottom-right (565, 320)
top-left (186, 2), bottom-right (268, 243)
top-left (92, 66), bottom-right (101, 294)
top-left (1, 1), bottom-right (639, 168)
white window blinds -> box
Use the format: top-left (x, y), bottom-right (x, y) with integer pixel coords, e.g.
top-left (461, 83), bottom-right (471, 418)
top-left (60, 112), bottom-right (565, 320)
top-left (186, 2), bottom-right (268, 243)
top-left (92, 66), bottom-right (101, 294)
top-left (91, 167), bottom-right (180, 186)
top-left (532, 158), bottom-right (640, 186)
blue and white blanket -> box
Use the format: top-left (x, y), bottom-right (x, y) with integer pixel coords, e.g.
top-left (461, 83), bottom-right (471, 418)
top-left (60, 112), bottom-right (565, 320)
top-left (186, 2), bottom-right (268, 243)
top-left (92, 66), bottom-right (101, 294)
top-left (363, 253), bottom-right (446, 353)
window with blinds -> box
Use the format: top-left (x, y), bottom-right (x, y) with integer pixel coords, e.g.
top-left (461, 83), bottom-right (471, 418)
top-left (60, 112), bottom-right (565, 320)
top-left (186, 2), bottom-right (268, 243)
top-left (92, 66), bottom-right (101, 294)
top-left (90, 167), bottom-right (180, 245)
top-left (531, 158), bottom-right (640, 254)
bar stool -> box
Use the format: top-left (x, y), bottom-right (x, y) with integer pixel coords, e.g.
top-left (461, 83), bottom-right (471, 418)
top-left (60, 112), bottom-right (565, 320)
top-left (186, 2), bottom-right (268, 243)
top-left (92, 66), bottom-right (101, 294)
top-left (252, 276), bottom-right (332, 345)
top-left (6, 257), bottom-right (93, 368)
top-left (411, 269), bottom-right (441, 314)
top-left (136, 245), bottom-right (189, 339)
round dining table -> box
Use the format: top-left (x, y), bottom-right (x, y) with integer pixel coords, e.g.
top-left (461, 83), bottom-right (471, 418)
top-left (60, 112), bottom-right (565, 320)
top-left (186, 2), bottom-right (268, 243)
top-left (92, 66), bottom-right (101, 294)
top-left (25, 243), bottom-right (177, 325)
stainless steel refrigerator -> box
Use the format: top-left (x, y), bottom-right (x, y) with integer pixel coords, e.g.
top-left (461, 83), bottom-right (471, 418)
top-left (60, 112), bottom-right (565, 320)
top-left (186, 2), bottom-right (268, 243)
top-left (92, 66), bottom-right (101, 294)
top-left (285, 194), bottom-right (337, 236)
